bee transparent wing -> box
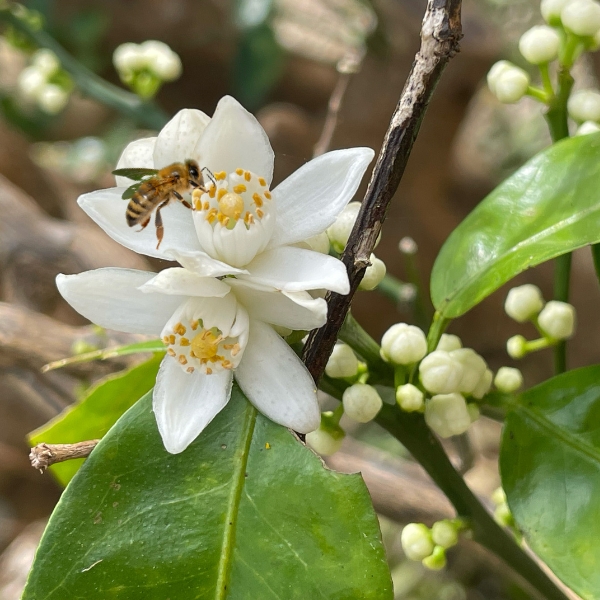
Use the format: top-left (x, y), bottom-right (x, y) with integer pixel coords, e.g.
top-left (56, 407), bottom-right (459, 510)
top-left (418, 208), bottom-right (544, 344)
top-left (112, 167), bottom-right (158, 180)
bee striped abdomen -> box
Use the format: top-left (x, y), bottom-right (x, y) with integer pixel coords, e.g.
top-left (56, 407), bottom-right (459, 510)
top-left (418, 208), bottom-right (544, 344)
top-left (126, 182), bottom-right (163, 226)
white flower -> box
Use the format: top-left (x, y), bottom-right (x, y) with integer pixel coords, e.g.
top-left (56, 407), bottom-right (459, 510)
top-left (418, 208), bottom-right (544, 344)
top-left (436, 333), bottom-right (462, 352)
top-left (359, 253), bottom-right (386, 291)
top-left (538, 300), bottom-right (576, 339)
top-left (487, 62), bottom-right (530, 104)
top-left (401, 523), bottom-right (434, 561)
top-left (419, 350), bottom-right (463, 394)
top-left (542, 0), bottom-right (573, 23)
top-left (494, 366), bottom-right (524, 392)
top-left (425, 393), bottom-right (471, 438)
top-left (561, 0), bottom-right (600, 35)
top-left (471, 368), bottom-right (493, 400)
top-left (449, 348), bottom-right (487, 394)
top-left (342, 383), bottom-right (383, 423)
top-left (306, 427), bottom-right (344, 455)
top-left (395, 383), bottom-right (424, 412)
top-left (37, 84), bottom-right (69, 114)
top-left (326, 201), bottom-right (360, 252)
top-left (507, 335), bottom-right (527, 359)
top-left (505, 284), bottom-right (544, 322)
top-left (59, 96), bottom-right (374, 454)
top-left (568, 89), bottom-right (600, 122)
top-left (325, 343), bottom-right (359, 379)
top-left (381, 323), bottom-right (427, 365)
top-left (519, 26), bottom-right (560, 64)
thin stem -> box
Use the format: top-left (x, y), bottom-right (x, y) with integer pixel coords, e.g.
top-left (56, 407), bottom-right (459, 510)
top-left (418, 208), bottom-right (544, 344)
top-left (0, 9), bottom-right (168, 129)
top-left (538, 63), bottom-right (554, 98)
top-left (313, 71), bottom-right (351, 158)
top-left (399, 238), bottom-right (433, 329)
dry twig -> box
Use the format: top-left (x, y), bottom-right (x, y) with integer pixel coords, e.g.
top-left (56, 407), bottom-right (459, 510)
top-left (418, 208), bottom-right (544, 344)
top-left (30, 440), bottom-right (99, 472)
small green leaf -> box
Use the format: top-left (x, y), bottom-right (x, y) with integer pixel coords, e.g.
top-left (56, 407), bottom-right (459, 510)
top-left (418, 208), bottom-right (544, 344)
top-left (431, 133), bottom-right (600, 318)
top-left (112, 167), bottom-right (158, 180)
top-left (29, 355), bottom-right (162, 486)
top-left (24, 386), bottom-right (392, 599)
top-left (500, 366), bottom-right (600, 600)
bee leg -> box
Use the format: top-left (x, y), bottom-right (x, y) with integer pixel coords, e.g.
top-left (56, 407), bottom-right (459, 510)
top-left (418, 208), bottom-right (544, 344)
top-left (137, 217), bottom-right (151, 232)
top-left (172, 191), bottom-right (192, 209)
top-left (154, 200), bottom-right (170, 249)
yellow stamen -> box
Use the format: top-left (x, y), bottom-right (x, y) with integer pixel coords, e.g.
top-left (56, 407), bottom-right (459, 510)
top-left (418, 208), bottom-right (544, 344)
top-left (209, 186), bottom-right (216, 198)
top-left (231, 343), bottom-right (241, 357)
top-left (217, 188), bottom-right (227, 200)
top-left (193, 198), bottom-right (202, 211)
top-left (258, 177), bottom-right (266, 186)
top-left (167, 348), bottom-right (176, 356)
top-left (264, 191), bottom-right (272, 200)
top-left (187, 367), bottom-right (195, 373)
top-left (203, 201), bottom-right (210, 210)
top-left (244, 171), bottom-right (251, 182)
top-left (256, 208), bottom-right (264, 218)
top-left (214, 171), bottom-right (227, 180)
top-left (180, 338), bottom-right (190, 346)
top-left (233, 184), bottom-right (246, 194)
top-left (235, 168), bottom-right (244, 176)
top-left (191, 321), bottom-right (199, 330)
top-left (169, 334), bottom-right (176, 345)
top-left (178, 355), bottom-right (188, 365)
top-left (174, 323), bottom-right (186, 335)
top-left (252, 193), bottom-right (263, 207)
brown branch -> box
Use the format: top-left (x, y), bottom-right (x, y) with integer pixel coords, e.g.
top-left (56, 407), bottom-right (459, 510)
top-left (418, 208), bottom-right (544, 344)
top-left (29, 440), bottom-right (99, 472)
top-left (302, 0), bottom-right (463, 380)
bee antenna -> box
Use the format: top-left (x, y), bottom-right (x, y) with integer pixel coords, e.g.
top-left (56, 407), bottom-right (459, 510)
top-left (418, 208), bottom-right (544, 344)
top-left (201, 167), bottom-right (217, 186)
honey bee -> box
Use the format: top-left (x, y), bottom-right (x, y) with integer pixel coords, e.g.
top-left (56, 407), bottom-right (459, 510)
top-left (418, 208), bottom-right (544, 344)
top-left (112, 159), bottom-right (208, 249)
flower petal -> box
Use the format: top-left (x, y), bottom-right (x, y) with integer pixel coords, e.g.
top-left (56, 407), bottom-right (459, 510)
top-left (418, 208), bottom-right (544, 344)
top-left (229, 279), bottom-right (327, 330)
top-left (242, 246), bottom-right (349, 294)
top-left (153, 356), bottom-right (232, 454)
top-left (235, 320), bottom-right (320, 433)
top-left (78, 187), bottom-right (202, 260)
top-left (166, 249), bottom-right (248, 277)
top-left (139, 268), bottom-right (231, 297)
top-left (194, 96), bottom-right (274, 184)
top-left (56, 268), bottom-right (183, 335)
top-left (268, 147), bottom-right (375, 248)
top-left (114, 136), bottom-right (157, 187)
top-left (153, 109), bottom-right (211, 168)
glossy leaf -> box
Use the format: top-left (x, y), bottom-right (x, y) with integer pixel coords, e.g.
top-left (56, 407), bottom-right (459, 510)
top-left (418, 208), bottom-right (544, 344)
top-left (431, 133), bottom-right (600, 318)
top-left (29, 355), bottom-right (162, 486)
top-left (23, 386), bottom-right (392, 599)
top-left (500, 366), bottom-right (600, 600)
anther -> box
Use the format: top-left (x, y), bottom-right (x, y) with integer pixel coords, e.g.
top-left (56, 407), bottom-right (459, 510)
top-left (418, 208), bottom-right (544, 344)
top-left (178, 355), bottom-right (188, 365)
top-left (180, 338), bottom-right (190, 346)
top-left (169, 334), bottom-right (176, 345)
top-left (186, 367), bottom-right (195, 373)
top-left (214, 171), bottom-right (227, 180)
top-left (233, 184), bottom-right (246, 194)
top-left (235, 168), bottom-right (244, 176)
top-left (217, 188), bottom-right (227, 200)
top-left (252, 193), bottom-right (263, 207)
top-left (206, 367), bottom-right (213, 374)
top-left (258, 177), bottom-right (266, 186)
top-left (167, 348), bottom-right (176, 356)
top-left (244, 171), bottom-right (251, 182)
top-left (264, 191), bottom-right (272, 200)
top-left (256, 208), bottom-right (264, 219)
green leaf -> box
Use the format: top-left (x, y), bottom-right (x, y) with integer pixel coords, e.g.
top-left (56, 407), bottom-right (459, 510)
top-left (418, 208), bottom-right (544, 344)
top-left (112, 167), bottom-right (158, 180)
top-left (29, 355), bottom-right (162, 486)
top-left (431, 133), bottom-right (600, 318)
top-left (500, 365), bottom-right (600, 600)
top-left (23, 386), bottom-right (392, 599)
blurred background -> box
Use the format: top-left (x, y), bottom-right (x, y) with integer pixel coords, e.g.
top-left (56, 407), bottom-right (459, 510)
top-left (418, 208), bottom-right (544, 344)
top-left (0, 0), bottom-right (596, 597)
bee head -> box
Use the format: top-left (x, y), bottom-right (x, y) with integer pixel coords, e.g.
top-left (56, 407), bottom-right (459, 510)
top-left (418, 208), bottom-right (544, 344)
top-left (186, 160), bottom-right (201, 183)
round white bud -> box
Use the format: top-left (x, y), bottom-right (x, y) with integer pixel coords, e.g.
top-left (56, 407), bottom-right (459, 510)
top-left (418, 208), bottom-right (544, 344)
top-left (304, 231), bottom-right (330, 254)
top-left (138, 41), bottom-right (182, 80)
top-left (487, 60), bottom-right (512, 94)
top-left (576, 120), bottom-right (600, 135)
top-left (431, 520), bottom-right (459, 549)
top-left (396, 383), bottom-right (425, 412)
top-left (541, 0), bottom-right (573, 23)
top-left (467, 403), bottom-right (480, 423)
top-left (561, 0), bottom-right (600, 35)
top-left (306, 428), bottom-right (343, 456)
top-left (419, 350), bottom-right (464, 394)
top-left (325, 343), bottom-right (359, 379)
top-left (519, 26), bottom-right (560, 64)
top-left (359, 254), bottom-right (386, 291)
top-left (422, 546), bottom-right (447, 571)
top-left (37, 84), bottom-right (69, 114)
top-left (505, 284), bottom-right (544, 322)
top-left (17, 65), bottom-right (46, 100)
top-left (436, 333), bottom-right (462, 352)
top-left (494, 366), bottom-right (524, 392)
top-left (113, 42), bottom-right (145, 73)
top-left (326, 201), bottom-right (360, 251)
top-left (31, 48), bottom-right (60, 76)
top-left (488, 62), bottom-right (530, 103)
top-left (538, 300), bottom-right (576, 339)
top-left (401, 523), bottom-right (434, 561)
top-left (380, 323), bottom-right (427, 365)
top-left (492, 487), bottom-right (507, 505)
top-left (449, 348), bottom-right (487, 394)
top-left (507, 335), bottom-right (528, 359)
top-left (342, 383), bottom-right (383, 423)
top-left (425, 393), bottom-right (471, 438)
top-left (568, 89), bottom-right (600, 123)
top-left (472, 368), bottom-right (493, 400)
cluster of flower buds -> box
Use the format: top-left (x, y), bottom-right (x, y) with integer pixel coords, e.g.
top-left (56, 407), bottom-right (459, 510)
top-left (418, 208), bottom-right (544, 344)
top-left (568, 89), bottom-right (600, 135)
top-left (504, 284), bottom-right (576, 359)
top-left (113, 40), bottom-right (182, 99)
top-left (326, 202), bottom-right (386, 290)
top-left (17, 48), bottom-right (72, 114)
top-left (400, 519), bottom-right (467, 571)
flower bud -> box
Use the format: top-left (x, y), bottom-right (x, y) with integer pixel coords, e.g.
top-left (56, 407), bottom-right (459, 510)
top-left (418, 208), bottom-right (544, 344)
top-left (326, 201), bottom-right (360, 252)
top-left (507, 335), bottom-right (528, 359)
top-left (541, 0), bottom-right (573, 23)
top-left (494, 366), bottom-right (524, 392)
top-left (449, 348), bottom-right (487, 394)
top-left (32, 48), bottom-right (60, 76)
top-left (401, 523), bottom-right (434, 561)
top-left (306, 428), bottom-right (344, 456)
top-left (431, 520), bottom-right (459, 549)
top-left (505, 284), bottom-right (544, 322)
top-left (436, 333), bottom-right (462, 352)
top-left (492, 487), bottom-right (507, 505)
top-left (305, 231), bottom-right (330, 254)
top-left (467, 403), bottom-right (480, 423)
top-left (419, 351), bottom-right (464, 394)
top-left (488, 62), bottom-right (530, 104)
top-left (561, 0), bottom-right (600, 36)
top-left (139, 40), bottom-right (182, 80)
top-left (325, 343), bottom-right (359, 379)
top-left (425, 393), bottom-right (471, 438)
top-left (472, 368), bottom-right (493, 400)
top-left (538, 300), bottom-right (576, 339)
top-left (576, 120), bottom-right (600, 135)
top-left (17, 65), bottom-right (45, 99)
top-left (381, 323), bottom-right (428, 365)
top-left (113, 42), bottom-right (145, 73)
top-left (568, 89), bottom-right (600, 122)
top-left (396, 383), bottom-right (425, 412)
top-left (359, 254), bottom-right (386, 291)
top-left (519, 25), bottom-right (560, 64)
top-left (422, 546), bottom-right (447, 571)
top-left (37, 84), bottom-right (69, 114)
top-left (342, 383), bottom-right (383, 423)
top-left (494, 502), bottom-right (513, 527)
